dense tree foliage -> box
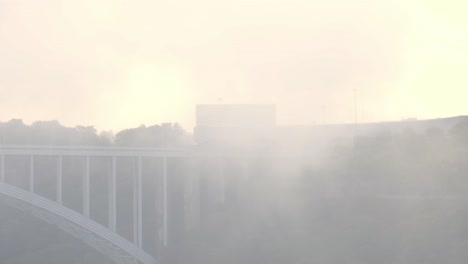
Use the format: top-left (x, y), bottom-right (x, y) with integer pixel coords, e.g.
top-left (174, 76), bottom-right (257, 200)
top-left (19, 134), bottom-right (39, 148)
top-left (0, 119), bottom-right (192, 147)
top-left (177, 117), bottom-right (468, 264)
top-left (115, 123), bottom-right (191, 147)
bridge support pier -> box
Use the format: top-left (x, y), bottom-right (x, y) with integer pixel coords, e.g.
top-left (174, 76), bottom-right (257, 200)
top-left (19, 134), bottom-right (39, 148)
top-left (29, 156), bottom-right (34, 193)
top-left (133, 156), bottom-right (143, 248)
top-left (1, 155), bottom-right (4, 183)
top-left (162, 156), bottom-right (168, 248)
top-left (56, 155), bottom-right (62, 204)
top-left (108, 156), bottom-right (116, 232)
top-left (83, 156), bottom-right (90, 217)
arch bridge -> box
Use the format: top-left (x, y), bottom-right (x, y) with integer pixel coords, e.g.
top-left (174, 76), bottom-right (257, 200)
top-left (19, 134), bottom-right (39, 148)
top-left (0, 146), bottom-right (254, 264)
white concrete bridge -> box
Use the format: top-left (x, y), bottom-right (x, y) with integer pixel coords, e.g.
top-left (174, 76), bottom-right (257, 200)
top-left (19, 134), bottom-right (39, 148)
top-left (0, 146), bottom-right (252, 264)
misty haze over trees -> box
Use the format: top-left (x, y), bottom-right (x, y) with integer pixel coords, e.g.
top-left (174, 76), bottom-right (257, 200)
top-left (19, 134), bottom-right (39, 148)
top-left (1, 116), bottom-right (468, 264)
top-left (0, 119), bottom-right (191, 147)
top-left (2, 0), bottom-right (467, 263)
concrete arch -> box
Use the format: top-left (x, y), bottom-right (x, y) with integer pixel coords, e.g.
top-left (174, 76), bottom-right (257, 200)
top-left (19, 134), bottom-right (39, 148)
top-left (0, 183), bottom-right (157, 264)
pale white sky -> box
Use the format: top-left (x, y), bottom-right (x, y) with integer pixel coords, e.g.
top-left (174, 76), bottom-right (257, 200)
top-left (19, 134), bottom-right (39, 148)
top-left (1, 0), bottom-right (467, 132)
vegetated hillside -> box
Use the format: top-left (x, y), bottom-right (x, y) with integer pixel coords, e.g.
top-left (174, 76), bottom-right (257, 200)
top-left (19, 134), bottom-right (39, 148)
top-left (1, 116), bottom-right (468, 264)
top-left (179, 116), bottom-right (468, 264)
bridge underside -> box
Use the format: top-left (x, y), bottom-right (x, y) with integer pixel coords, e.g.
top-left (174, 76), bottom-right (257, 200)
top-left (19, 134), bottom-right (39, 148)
top-left (0, 183), bottom-right (156, 264)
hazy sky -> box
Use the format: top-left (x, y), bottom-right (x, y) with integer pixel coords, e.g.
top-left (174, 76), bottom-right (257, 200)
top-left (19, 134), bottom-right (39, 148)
top-left (1, 0), bottom-right (467, 132)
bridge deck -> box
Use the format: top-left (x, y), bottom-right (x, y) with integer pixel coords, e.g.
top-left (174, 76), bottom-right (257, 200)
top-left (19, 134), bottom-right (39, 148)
top-left (0, 146), bottom-right (195, 157)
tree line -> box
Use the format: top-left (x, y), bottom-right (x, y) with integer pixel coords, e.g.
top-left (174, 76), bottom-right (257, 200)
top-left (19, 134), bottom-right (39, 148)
top-left (0, 119), bottom-right (192, 147)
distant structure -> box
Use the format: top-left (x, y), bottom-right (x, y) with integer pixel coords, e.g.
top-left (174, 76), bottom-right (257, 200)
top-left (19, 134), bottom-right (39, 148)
top-left (194, 104), bottom-right (276, 148)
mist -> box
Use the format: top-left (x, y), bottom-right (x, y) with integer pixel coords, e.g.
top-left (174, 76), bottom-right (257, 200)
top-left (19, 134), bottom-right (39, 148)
top-left (1, 113), bottom-right (468, 264)
top-left (2, 0), bottom-right (468, 263)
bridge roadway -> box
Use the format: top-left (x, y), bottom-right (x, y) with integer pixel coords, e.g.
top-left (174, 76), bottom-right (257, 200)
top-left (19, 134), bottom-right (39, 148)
top-left (0, 145), bottom-right (244, 264)
top-left (0, 145), bottom-right (258, 157)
